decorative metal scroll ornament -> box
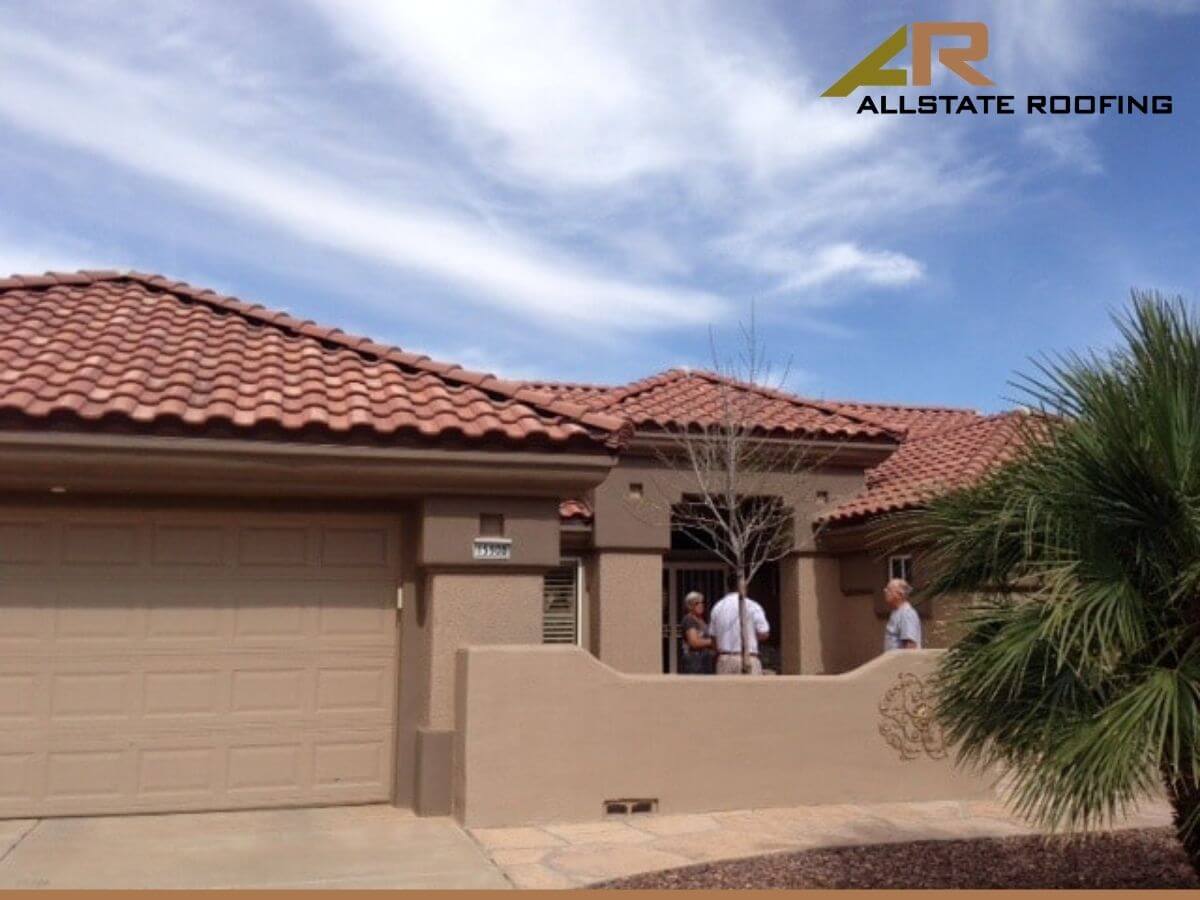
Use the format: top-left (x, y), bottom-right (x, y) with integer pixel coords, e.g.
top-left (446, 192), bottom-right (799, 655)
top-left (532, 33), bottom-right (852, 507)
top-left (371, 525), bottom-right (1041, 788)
top-left (878, 672), bottom-right (947, 760)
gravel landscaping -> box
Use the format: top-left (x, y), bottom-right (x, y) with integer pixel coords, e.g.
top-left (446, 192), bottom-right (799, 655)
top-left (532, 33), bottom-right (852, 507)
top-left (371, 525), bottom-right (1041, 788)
top-left (596, 827), bottom-right (1198, 890)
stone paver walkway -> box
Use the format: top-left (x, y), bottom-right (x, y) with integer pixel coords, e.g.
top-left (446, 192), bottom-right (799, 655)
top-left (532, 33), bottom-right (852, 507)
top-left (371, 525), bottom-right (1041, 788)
top-left (469, 799), bottom-right (1173, 889)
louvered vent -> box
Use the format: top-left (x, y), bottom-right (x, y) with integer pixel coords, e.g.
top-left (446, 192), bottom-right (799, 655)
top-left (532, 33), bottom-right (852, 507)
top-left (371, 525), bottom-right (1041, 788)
top-left (543, 559), bottom-right (580, 644)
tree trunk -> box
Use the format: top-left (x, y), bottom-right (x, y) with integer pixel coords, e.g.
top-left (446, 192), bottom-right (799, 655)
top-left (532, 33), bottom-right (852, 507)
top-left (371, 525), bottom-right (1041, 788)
top-left (1165, 770), bottom-right (1200, 877)
top-left (738, 586), bottom-right (749, 674)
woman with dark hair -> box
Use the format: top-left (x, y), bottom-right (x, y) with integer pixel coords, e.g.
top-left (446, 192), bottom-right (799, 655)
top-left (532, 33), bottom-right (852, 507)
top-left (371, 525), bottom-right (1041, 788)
top-left (679, 591), bottom-right (715, 674)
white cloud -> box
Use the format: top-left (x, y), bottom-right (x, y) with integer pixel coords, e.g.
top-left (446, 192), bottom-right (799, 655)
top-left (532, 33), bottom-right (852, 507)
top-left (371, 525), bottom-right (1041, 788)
top-left (309, 0), bottom-right (884, 190)
top-left (783, 244), bottom-right (924, 291)
top-left (1, 0), bottom-right (1083, 354)
top-left (0, 27), bottom-right (724, 335)
top-left (719, 240), bottom-right (924, 295)
top-left (0, 230), bottom-right (120, 279)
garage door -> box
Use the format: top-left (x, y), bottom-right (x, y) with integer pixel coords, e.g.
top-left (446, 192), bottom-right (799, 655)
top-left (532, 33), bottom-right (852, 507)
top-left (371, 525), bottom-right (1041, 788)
top-left (0, 507), bottom-right (400, 818)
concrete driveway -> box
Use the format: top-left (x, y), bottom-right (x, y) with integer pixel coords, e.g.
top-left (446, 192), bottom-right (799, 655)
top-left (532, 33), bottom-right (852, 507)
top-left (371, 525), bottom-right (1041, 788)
top-left (0, 805), bottom-right (510, 889)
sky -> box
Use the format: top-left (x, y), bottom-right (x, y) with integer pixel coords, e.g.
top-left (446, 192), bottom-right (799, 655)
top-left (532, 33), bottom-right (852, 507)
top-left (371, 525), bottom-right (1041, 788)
top-left (0, 0), bottom-right (1197, 411)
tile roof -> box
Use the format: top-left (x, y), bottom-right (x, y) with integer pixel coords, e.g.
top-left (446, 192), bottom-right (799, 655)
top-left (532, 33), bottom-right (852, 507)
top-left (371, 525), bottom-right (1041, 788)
top-left (558, 498), bottom-right (593, 522)
top-left (0, 271), bottom-right (628, 452)
top-left (823, 400), bottom-right (983, 438)
top-left (524, 381), bottom-right (616, 404)
top-left (819, 411), bottom-right (1038, 525)
top-left (535, 369), bottom-right (903, 442)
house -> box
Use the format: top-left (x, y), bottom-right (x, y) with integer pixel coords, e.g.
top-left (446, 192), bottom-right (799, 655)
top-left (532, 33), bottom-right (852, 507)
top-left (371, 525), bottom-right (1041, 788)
top-left (534, 371), bottom-right (1030, 675)
top-left (0, 271), bottom-right (1025, 823)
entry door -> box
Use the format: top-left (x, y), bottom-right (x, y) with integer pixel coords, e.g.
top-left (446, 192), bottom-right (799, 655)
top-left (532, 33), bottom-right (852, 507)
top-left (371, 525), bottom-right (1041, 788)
top-left (0, 506), bottom-right (401, 819)
top-left (661, 563), bottom-right (726, 673)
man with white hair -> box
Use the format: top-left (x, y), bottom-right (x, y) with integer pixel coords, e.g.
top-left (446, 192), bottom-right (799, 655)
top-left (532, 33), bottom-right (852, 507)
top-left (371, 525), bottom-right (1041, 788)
top-left (883, 578), bottom-right (922, 651)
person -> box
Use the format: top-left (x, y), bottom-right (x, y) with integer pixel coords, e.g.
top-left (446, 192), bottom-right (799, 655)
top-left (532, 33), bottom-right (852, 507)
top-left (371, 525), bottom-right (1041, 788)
top-left (678, 591), bottom-right (715, 674)
top-left (708, 573), bottom-right (770, 675)
top-left (883, 578), bottom-right (922, 651)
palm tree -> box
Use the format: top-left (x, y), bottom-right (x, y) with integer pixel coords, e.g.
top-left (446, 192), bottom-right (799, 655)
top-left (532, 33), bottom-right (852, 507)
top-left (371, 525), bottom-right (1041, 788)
top-left (891, 292), bottom-right (1200, 874)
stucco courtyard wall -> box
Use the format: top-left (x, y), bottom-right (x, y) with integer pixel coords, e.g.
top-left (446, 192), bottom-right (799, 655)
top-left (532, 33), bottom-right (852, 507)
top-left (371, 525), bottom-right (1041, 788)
top-left (452, 646), bottom-right (993, 827)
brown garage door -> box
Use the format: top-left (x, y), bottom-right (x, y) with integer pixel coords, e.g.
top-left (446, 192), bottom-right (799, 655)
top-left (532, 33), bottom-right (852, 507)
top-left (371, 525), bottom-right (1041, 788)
top-left (0, 506), bottom-right (400, 818)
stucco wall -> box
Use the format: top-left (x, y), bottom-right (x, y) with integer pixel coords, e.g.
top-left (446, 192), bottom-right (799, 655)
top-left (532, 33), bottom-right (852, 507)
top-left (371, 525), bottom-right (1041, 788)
top-left (424, 572), bottom-right (543, 731)
top-left (591, 551), bottom-right (662, 673)
top-left (419, 495), bottom-right (561, 568)
top-left (453, 646), bottom-right (993, 827)
top-left (834, 550), bottom-right (968, 669)
top-left (592, 456), bottom-right (867, 553)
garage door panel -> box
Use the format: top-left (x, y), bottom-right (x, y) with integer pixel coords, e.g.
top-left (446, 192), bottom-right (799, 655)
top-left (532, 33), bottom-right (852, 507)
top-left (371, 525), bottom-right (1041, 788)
top-left (231, 667), bottom-right (309, 716)
top-left (47, 749), bottom-right (127, 800)
top-left (316, 664), bottom-right (390, 713)
top-left (53, 586), bottom-right (142, 642)
top-left (143, 670), bottom-right (225, 719)
top-left (0, 672), bottom-right (39, 723)
top-left (151, 524), bottom-right (226, 566)
top-left (0, 753), bottom-right (36, 802)
top-left (145, 597), bottom-right (228, 642)
top-left (238, 525), bottom-right (310, 566)
top-left (50, 671), bottom-right (132, 723)
top-left (318, 583), bottom-right (395, 638)
top-left (313, 739), bottom-right (387, 788)
top-left (0, 521), bottom-right (49, 565)
top-left (62, 521), bottom-right (143, 566)
top-left (137, 746), bottom-right (220, 797)
top-left (0, 507), bottom-right (400, 818)
top-left (0, 586), bottom-right (48, 644)
top-left (319, 525), bottom-right (392, 569)
top-left (232, 588), bottom-right (312, 642)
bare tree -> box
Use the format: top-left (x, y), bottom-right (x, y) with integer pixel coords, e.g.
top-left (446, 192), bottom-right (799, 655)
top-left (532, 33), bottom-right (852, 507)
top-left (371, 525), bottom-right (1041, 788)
top-left (639, 310), bottom-right (822, 674)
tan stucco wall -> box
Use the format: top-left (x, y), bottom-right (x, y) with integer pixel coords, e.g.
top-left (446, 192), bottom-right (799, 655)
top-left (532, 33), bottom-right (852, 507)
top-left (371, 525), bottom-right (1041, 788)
top-left (592, 456), bottom-right (866, 553)
top-left (393, 506), bottom-right (424, 809)
top-left (831, 550), bottom-right (968, 670)
top-left (396, 495), bottom-right (569, 814)
top-left (924, 594), bottom-right (972, 648)
top-left (778, 553), bottom-right (802, 674)
top-left (424, 572), bottom-right (543, 730)
top-left (453, 646), bottom-right (993, 826)
top-left (419, 495), bottom-right (561, 568)
top-left (591, 550), bottom-right (662, 673)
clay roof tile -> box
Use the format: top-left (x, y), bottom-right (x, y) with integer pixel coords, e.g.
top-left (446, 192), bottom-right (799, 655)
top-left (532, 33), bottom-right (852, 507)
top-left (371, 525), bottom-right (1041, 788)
top-left (0, 270), bottom-right (627, 452)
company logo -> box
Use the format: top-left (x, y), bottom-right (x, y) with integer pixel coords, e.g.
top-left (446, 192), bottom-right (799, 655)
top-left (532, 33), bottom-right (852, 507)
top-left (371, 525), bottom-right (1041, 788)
top-left (823, 22), bottom-right (992, 98)
top-left (821, 21), bottom-right (1172, 118)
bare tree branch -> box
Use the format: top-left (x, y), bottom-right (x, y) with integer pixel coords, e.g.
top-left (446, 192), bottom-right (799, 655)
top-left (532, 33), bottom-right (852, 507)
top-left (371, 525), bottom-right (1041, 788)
top-left (629, 305), bottom-right (828, 674)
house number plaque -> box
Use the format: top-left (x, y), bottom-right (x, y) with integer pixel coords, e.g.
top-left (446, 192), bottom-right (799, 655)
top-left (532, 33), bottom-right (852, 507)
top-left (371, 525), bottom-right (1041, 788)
top-left (472, 537), bottom-right (513, 561)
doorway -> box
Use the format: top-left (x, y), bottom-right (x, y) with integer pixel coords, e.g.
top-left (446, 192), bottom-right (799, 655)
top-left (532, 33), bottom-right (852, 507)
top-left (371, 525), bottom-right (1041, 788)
top-left (661, 560), bottom-right (782, 674)
top-left (661, 561), bottom-right (725, 673)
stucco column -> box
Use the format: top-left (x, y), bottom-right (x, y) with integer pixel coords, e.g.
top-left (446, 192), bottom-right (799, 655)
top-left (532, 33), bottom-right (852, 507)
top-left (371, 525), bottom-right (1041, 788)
top-left (407, 570), bottom-right (543, 815)
top-left (778, 553), bottom-right (802, 674)
top-left (797, 553), bottom-right (843, 674)
top-left (592, 550), bottom-right (662, 673)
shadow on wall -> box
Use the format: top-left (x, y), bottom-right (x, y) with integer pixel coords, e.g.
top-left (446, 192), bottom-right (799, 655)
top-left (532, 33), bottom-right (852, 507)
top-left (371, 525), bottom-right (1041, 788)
top-left (452, 647), bottom-right (995, 827)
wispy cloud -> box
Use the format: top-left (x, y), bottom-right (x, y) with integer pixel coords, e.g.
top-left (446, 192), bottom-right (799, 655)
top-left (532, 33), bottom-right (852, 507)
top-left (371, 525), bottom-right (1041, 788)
top-left (0, 25), bottom-right (723, 334)
top-left (781, 244), bottom-right (924, 291)
top-left (311, 1), bottom-right (884, 191)
top-left (0, 227), bottom-right (121, 279)
top-left (1, 0), bottom-right (1166, 392)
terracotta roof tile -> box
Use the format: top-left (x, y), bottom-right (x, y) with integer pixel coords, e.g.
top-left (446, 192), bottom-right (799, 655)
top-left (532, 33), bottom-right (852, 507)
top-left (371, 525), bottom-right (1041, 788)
top-left (819, 411), bottom-right (1039, 525)
top-left (558, 498), bottom-right (593, 522)
top-left (533, 369), bottom-right (902, 441)
top-left (824, 400), bottom-right (983, 438)
top-left (0, 271), bottom-right (628, 451)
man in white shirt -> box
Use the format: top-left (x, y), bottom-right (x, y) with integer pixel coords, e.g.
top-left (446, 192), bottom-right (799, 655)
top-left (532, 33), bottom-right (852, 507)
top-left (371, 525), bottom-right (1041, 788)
top-left (708, 574), bottom-right (770, 675)
top-left (883, 578), bottom-right (922, 651)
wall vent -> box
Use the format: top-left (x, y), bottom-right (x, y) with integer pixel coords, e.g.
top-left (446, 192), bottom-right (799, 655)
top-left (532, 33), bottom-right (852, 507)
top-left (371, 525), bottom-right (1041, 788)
top-left (604, 798), bottom-right (658, 816)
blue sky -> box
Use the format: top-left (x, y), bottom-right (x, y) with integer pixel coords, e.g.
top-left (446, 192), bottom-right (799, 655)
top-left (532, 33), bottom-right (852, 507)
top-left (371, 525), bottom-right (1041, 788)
top-left (0, 1), bottom-right (1196, 411)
